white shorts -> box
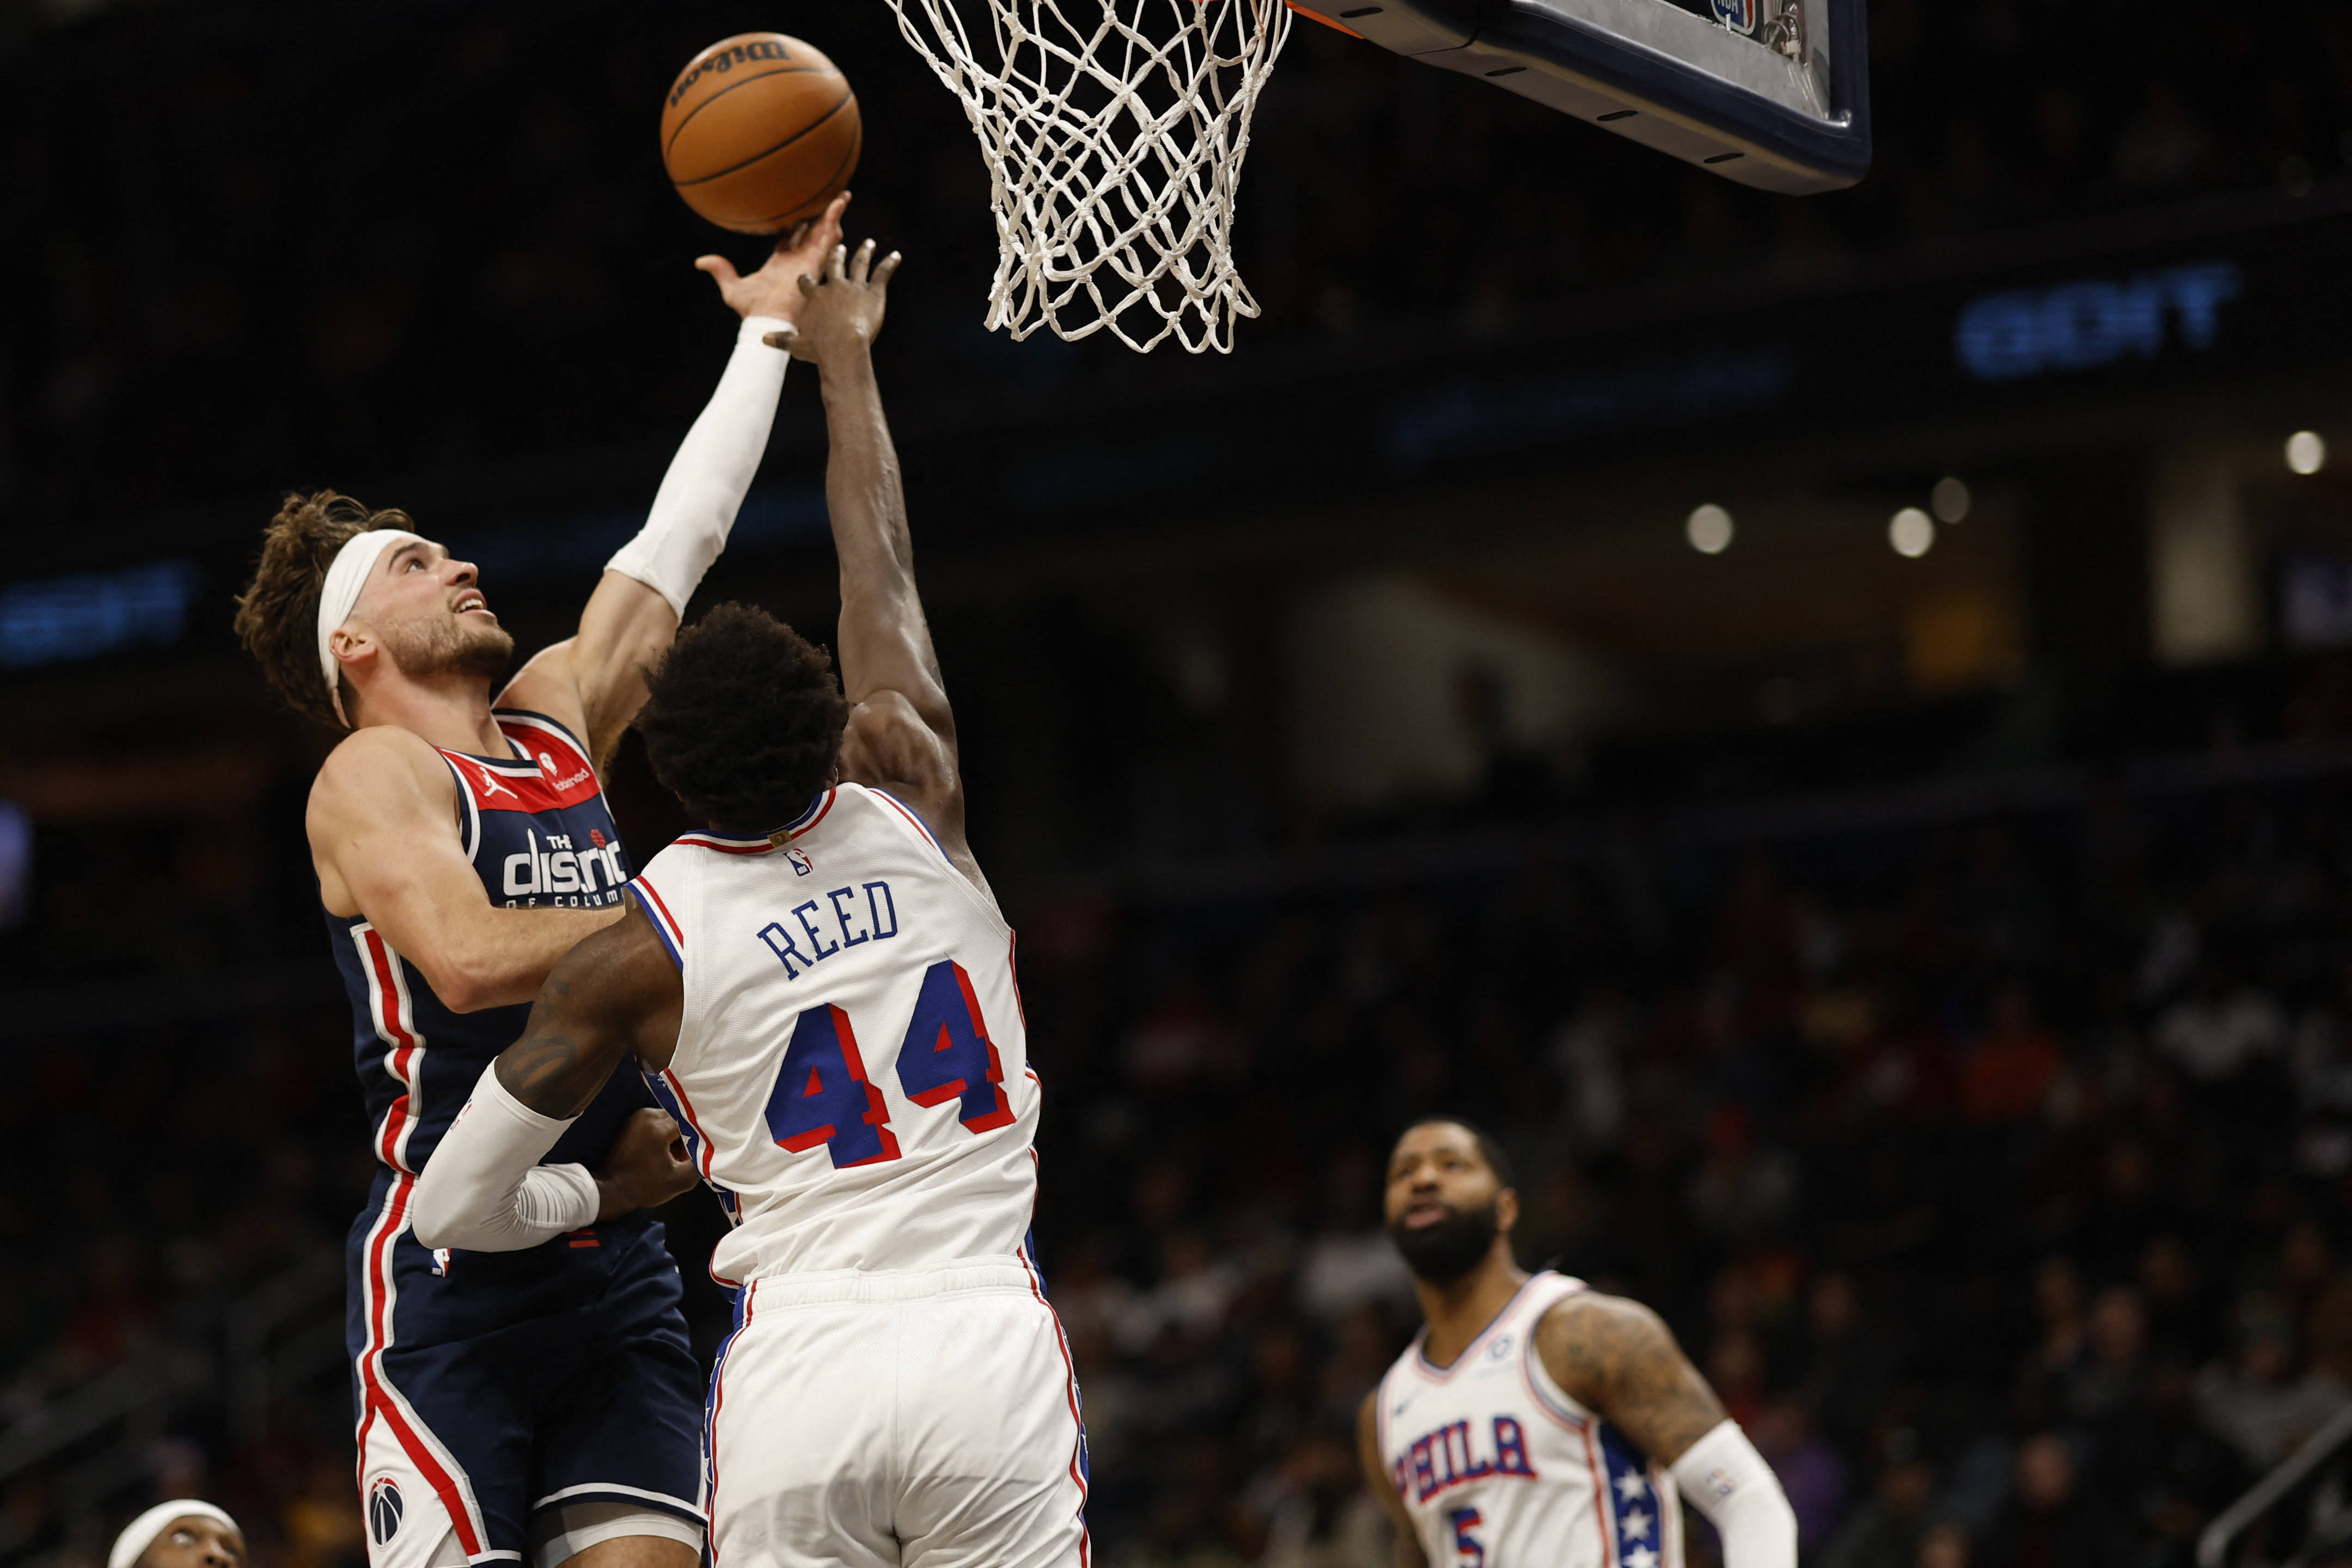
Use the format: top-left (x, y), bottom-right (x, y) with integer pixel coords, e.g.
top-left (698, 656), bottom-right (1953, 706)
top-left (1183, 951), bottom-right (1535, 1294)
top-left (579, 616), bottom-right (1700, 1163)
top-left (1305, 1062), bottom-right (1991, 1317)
top-left (707, 1258), bottom-right (1090, 1568)
top-left (406, 1505), bottom-right (702, 1568)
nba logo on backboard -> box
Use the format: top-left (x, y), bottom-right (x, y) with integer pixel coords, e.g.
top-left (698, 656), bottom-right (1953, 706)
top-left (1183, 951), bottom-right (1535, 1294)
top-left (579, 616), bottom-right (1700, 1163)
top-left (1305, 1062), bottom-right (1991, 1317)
top-left (1709, 0), bottom-right (1758, 33)
top-left (368, 1479), bottom-right (405, 1545)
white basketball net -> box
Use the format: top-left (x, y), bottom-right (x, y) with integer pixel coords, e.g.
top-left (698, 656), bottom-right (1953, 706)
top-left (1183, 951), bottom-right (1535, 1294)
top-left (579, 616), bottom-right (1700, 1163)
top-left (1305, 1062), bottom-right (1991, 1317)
top-left (882, 0), bottom-right (1293, 352)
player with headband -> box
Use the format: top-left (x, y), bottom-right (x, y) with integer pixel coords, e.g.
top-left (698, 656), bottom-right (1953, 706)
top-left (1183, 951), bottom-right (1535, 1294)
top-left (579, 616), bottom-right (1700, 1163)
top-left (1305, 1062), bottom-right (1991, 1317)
top-left (230, 197), bottom-right (849, 1568)
top-left (1362, 1119), bottom-right (1798, 1568)
top-left (411, 235), bottom-right (1089, 1568)
top-left (108, 1502), bottom-right (244, 1568)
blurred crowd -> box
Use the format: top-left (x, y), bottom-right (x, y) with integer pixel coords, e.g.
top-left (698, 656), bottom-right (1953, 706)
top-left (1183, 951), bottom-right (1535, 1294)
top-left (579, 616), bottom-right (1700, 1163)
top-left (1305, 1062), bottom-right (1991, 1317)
top-left (0, 999), bottom-right (374, 1568)
top-left (7, 0), bottom-right (2352, 531)
top-left (1007, 768), bottom-right (2352, 1568)
top-left (14, 758), bottom-right (2352, 1566)
top-left (9, 4), bottom-right (2352, 1567)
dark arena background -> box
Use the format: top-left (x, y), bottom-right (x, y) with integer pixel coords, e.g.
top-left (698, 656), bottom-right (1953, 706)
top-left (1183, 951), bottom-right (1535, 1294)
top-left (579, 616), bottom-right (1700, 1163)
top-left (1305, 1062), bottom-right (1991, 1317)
top-left (9, 1), bottom-right (2352, 1566)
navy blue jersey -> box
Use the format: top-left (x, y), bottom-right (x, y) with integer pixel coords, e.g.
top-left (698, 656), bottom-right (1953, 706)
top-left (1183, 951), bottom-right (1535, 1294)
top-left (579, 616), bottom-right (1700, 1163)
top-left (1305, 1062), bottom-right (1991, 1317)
top-left (331, 720), bottom-right (702, 1554)
top-left (327, 709), bottom-right (653, 1202)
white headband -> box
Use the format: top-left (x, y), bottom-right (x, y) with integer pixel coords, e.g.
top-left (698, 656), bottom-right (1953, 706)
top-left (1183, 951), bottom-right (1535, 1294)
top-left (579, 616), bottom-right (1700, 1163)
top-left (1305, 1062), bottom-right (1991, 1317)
top-left (109, 1502), bottom-right (241, 1568)
top-left (316, 529), bottom-right (421, 727)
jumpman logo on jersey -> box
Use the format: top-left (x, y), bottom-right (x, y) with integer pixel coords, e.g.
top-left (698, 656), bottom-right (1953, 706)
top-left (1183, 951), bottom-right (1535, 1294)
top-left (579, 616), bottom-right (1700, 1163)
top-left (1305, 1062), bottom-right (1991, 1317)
top-left (471, 764), bottom-right (518, 801)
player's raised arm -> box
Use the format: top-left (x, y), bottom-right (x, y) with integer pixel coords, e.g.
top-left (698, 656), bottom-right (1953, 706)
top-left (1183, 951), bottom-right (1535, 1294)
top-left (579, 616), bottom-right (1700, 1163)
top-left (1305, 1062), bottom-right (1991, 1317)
top-left (766, 241), bottom-right (979, 879)
top-left (1536, 1294), bottom-right (1797, 1568)
top-left (310, 728), bottom-right (621, 1012)
top-left (411, 898), bottom-right (692, 1252)
top-left (501, 198), bottom-right (851, 765)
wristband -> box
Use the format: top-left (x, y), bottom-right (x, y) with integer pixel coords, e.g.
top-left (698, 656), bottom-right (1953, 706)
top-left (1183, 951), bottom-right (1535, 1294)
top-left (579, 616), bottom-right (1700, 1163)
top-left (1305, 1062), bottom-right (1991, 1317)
top-left (1669, 1420), bottom-right (1797, 1568)
top-left (411, 1065), bottom-right (599, 1252)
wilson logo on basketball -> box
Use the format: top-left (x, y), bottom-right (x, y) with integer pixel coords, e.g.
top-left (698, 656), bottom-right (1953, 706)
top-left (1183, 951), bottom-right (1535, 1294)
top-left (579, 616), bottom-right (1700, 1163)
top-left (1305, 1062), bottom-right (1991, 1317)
top-left (368, 1478), bottom-right (404, 1545)
top-left (668, 39), bottom-right (793, 107)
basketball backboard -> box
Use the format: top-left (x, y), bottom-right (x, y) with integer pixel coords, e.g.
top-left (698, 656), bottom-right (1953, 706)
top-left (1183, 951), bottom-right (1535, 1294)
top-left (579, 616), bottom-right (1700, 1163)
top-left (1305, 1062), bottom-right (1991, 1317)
top-left (1288, 0), bottom-right (1870, 194)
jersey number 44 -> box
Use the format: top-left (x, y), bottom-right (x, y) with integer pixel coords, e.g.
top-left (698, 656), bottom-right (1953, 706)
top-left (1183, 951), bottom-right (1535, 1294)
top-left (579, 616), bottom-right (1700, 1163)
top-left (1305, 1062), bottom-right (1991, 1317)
top-left (762, 958), bottom-right (1017, 1168)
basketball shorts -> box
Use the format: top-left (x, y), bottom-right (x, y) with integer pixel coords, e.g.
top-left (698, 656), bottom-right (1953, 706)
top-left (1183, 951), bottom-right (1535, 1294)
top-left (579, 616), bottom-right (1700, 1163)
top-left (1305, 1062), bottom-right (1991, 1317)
top-left (347, 1199), bottom-right (706, 1568)
top-left (706, 1257), bottom-right (1090, 1568)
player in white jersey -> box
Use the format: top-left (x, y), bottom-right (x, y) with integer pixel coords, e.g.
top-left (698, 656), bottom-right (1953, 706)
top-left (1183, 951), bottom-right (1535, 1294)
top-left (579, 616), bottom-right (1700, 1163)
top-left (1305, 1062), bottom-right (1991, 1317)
top-left (410, 235), bottom-right (1086, 1568)
top-left (1362, 1120), bottom-right (1797, 1568)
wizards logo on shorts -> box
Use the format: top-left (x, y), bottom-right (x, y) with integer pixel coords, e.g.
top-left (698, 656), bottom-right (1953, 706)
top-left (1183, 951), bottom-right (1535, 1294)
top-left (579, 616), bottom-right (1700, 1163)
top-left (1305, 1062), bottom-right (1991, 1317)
top-left (1709, 0), bottom-right (1758, 32)
top-left (368, 1478), bottom-right (405, 1545)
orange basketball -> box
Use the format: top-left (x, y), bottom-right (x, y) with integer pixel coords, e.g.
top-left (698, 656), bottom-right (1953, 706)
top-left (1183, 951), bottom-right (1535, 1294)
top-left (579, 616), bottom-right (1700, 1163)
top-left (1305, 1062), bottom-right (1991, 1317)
top-left (661, 34), bottom-right (862, 235)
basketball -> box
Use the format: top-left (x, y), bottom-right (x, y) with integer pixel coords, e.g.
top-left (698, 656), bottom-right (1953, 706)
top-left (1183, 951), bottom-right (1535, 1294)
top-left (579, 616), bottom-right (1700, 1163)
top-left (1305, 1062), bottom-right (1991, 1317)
top-left (661, 34), bottom-right (862, 235)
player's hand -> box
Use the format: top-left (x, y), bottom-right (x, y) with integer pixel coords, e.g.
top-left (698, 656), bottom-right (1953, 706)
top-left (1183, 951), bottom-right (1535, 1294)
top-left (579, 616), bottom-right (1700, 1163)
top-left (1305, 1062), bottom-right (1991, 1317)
top-left (694, 192), bottom-right (851, 326)
top-left (761, 237), bottom-right (899, 366)
top-left (592, 1108), bottom-right (698, 1221)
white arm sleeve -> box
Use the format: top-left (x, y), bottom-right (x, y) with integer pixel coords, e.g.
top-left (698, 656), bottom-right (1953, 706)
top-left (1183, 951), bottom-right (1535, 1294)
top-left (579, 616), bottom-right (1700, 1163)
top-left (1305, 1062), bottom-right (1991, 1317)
top-left (1669, 1420), bottom-right (1797, 1568)
top-left (606, 314), bottom-right (792, 620)
top-left (410, 1065), bottom-right (601, 1252)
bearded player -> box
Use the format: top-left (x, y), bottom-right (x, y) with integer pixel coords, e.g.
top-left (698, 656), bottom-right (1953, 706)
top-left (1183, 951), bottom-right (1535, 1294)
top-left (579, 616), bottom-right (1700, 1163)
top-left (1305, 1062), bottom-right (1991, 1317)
top-left (411, 235), bottom-right (1086, 1568)
top-left (1363, 1120), bottom-right (1797, 1568)
top-left (231, 199), bottom-right (848, 1568)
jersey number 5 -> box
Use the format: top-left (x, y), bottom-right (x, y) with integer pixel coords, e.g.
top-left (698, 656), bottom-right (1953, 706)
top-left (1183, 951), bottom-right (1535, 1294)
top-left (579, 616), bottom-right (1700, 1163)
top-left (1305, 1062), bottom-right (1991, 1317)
top-left (762, 959), bottom-right (1015, 1167)
top-left (1446, 1506), bottom-right (1484, 1568)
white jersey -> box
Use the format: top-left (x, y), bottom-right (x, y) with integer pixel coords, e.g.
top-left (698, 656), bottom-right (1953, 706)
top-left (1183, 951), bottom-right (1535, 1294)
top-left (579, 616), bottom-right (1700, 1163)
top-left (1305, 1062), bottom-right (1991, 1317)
top-left (628, 783), bottom-right (1040, 1285)
top-left (1375, 1272), bottom-right (1683, 1568)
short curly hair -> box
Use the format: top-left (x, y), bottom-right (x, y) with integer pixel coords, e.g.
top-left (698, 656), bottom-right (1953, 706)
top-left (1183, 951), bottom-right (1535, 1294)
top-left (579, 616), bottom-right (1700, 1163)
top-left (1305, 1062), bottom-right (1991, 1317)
top-left (1397, 1117), bottom-right (1516, 1189)
top-left (638, 602), bottom-right (849, 835)
top-left (233, 491), bottom-right (414, 727)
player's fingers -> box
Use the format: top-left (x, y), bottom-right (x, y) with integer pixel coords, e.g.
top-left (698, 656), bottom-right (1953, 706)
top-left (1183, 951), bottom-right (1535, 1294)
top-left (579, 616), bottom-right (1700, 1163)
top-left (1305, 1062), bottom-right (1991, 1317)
top-left (694, 255), bottom-right (740, 284)
top-left (872, 251), bottom-right (904, 289)
top-left (826, 243), bottom-right (848, 284)
top-left (808, 193), bottom-right (850, 253)
top-left (777, 219), bottom-right (811, 255)
top-left (850, 238), bottom-right (877, 285)
top-left (762, 327), bottom-right (798, 352)
top-left (798, 273), bottom-right (820, 300)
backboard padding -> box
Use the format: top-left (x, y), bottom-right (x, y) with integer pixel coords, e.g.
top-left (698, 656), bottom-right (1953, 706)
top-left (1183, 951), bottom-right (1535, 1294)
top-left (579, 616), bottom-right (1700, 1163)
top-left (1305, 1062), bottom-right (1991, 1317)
top-left (1300, 0), bottom-right (1870, 194)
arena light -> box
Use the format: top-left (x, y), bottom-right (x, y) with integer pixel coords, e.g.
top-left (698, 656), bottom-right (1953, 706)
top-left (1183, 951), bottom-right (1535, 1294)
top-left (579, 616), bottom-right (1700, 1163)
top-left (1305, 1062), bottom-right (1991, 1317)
top-left (0, 559), bottom-right (201, 670)
top-left (1953, 262), bottom-right (2240, 382)
top-left (1686, 504), bottom-right (1733, 555)
top-left (0, 801), bottom-right (25, 933)
top-left (2288, 431), bottom-right (2328, 476)
top-left (1931, 476), bottom-right (1971, 523)
top-left (1889, 507), bottom-right (1935, 559)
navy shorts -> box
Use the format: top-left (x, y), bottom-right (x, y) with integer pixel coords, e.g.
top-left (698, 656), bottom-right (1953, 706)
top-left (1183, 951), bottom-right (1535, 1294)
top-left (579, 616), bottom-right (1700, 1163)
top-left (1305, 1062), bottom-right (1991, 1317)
top-left (346, 1176), bottom-right (705, 1567)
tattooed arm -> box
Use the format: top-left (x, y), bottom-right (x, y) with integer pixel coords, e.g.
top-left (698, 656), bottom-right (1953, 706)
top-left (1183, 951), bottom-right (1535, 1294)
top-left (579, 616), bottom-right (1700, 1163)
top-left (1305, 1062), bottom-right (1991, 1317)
top-left (496, 896), bottom-right (686, 1113)
top-left (1535, 1293), bottom-right (1726, 1462)
top-left (1537, 1293), bottom-right (1796, 1568)
top-left (410, 899), bottom-right (692, 1251)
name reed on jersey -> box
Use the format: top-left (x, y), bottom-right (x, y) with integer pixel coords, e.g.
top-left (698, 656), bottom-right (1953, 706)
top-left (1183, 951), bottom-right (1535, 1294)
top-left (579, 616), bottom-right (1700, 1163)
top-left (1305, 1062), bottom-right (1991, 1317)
top-left (756, 880), bottom-right (901, 978)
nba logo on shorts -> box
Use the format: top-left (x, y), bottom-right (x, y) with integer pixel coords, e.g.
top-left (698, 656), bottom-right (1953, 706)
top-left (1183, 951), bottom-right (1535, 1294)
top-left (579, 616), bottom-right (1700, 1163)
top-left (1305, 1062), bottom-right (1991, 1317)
top-left (1709, 0), bottom-right (1757, 32)
top-left (368, 1478), bottom-right (405, 1545)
